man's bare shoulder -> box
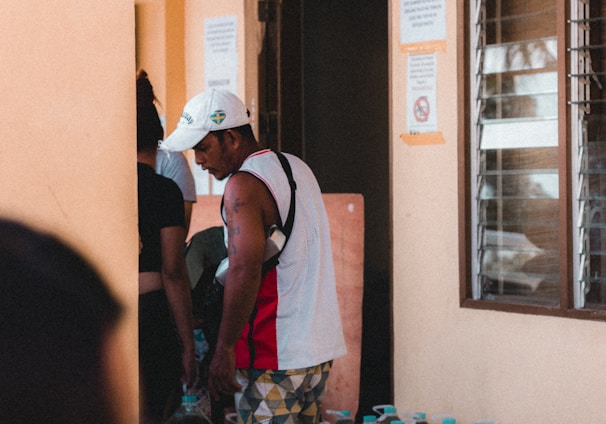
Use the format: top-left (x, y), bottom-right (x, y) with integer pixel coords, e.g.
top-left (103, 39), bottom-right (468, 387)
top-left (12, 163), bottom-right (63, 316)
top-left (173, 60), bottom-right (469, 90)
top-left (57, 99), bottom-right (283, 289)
top-left (224, 172), bottom-right (271, 209)
top-left (224, 171), bottom-right (278, 226)
top-left (225, 171), bottom-right (267, 197)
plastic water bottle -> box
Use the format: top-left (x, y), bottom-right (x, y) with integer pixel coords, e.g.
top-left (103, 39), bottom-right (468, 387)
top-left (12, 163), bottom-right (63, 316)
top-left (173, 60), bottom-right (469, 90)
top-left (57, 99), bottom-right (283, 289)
top-left (325, 410), bottom-right (354, 424)
top-left (412, 412), bottom-right (428, 424)
top-left (167, 394), bottom-right (208, 424)
top-left (373, 405), bottom-right (401, 424)
top-left (194, 328), bottom-right (209, 364)
top-left (363, 415), bottom-right (378, 424)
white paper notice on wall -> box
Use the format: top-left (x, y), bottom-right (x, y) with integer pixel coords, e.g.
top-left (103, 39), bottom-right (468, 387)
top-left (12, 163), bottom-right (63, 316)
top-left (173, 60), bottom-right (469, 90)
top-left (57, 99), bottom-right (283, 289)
top-left (198, 14), bottom-right (238, 196)
top-left (204, 15), bottom-right (238, 94)
top-left (401, 53), bottom-right (444, 146)
top-left (399, 0), bottom-right (447, 53)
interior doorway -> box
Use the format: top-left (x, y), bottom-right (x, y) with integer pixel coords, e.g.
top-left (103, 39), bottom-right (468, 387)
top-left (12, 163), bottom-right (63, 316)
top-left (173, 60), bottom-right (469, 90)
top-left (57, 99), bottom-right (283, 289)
top-left (257, 1), bottom-right (392, 418)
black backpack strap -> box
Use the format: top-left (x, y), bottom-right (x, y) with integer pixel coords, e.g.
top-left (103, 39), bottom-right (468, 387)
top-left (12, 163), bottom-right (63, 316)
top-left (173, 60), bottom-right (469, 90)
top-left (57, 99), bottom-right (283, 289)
top-left (260, 151), bottom-right (296, 275)
top-left (274, 151), bottom-right (296, 240)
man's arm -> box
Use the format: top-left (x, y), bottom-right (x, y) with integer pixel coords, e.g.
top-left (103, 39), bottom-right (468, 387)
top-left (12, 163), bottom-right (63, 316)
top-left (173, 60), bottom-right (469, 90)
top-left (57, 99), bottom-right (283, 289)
top-left (209, 172), bottom-right (278, 398)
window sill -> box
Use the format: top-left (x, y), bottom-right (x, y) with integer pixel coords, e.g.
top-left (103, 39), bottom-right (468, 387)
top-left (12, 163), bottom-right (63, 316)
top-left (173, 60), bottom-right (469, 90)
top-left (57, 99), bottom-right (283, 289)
top-left (461, 298), bottom-right (606, 322)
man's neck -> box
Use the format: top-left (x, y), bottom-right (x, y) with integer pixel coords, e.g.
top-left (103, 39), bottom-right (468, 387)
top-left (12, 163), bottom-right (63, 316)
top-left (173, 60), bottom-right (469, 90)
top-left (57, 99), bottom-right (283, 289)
top-left (243, 144), bottom-right (261, 159)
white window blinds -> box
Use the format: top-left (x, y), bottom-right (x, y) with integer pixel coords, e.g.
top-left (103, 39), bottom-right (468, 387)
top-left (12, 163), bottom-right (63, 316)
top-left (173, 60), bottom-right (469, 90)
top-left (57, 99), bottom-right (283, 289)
top-left (471, 0), bottom-right (560, 305)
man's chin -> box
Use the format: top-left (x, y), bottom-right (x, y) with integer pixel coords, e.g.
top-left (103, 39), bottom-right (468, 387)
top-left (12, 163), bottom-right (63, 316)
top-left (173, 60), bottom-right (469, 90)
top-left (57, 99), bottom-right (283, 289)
top-left (210, 172), bottom-right (227, 181)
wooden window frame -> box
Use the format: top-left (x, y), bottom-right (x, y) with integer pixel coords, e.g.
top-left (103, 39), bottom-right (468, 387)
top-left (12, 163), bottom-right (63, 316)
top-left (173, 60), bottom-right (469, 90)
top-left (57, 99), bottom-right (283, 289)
top-left (457, 0), bottom-right (606, 321)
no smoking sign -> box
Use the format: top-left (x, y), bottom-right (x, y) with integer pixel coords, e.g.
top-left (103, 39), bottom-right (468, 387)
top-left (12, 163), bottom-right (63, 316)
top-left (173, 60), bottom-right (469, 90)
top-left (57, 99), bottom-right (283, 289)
top-left (413, 96), bottom-right (430, 122)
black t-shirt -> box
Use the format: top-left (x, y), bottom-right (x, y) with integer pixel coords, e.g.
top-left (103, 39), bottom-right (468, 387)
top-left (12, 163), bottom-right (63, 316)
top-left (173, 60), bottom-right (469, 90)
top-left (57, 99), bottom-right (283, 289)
top-left (138, 162), bottom-right (185, 272)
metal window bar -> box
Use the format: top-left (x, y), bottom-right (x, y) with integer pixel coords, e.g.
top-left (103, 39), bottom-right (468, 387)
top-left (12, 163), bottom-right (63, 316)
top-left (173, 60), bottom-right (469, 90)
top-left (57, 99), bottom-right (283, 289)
top-left (471, 0), bottom-right (486, 300)
top-left (570, 0), bottom-right (606, 308)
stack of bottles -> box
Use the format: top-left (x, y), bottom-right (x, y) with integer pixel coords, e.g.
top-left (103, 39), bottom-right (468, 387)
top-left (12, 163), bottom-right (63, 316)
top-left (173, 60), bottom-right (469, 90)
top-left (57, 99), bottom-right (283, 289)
top-left (328, 403), bottom-right (497, 424)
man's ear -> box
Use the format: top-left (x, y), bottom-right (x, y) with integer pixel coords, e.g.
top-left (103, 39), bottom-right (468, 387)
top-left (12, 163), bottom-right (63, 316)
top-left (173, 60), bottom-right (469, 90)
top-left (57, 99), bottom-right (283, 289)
top-left (224, 129), bottom-right (240, 149)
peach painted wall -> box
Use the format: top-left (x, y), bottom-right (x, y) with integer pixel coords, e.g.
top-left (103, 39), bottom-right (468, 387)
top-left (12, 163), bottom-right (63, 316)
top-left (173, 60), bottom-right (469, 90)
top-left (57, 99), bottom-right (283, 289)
top-left (390, 1), bottom-right (606, 423)
top-left (0, 2), bottom-right (139, 423)
top-left (135, 0), bottom-right (186, 136)
top-left (135, 0), bottom-right (167, 116)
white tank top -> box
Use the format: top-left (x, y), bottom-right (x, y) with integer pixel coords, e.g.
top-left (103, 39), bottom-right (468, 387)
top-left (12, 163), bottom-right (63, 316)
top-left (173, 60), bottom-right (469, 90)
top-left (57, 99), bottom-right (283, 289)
top-left (229, 149), bottom-right (347, 370)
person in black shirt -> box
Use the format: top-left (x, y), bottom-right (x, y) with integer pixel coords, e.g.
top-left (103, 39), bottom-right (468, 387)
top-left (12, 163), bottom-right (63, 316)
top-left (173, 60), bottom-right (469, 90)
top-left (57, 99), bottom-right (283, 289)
top-left (137, 70), bottom-right (196, 424)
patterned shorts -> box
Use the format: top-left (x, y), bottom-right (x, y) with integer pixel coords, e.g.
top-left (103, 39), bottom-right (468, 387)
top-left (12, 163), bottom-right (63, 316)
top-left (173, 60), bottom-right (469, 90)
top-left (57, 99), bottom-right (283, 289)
top-left (234, 361), bottom-right (333, 424)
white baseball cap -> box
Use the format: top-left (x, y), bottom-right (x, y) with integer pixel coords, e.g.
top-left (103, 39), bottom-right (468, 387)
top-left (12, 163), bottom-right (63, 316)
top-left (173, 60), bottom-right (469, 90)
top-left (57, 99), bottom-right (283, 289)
top-left (160, 88), bottom-right (250, 152)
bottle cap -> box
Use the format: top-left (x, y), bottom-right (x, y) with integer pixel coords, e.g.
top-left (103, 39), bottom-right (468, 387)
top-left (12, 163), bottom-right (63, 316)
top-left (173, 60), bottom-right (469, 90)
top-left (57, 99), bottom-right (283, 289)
top-left (363, 415), bottom-right (377, 423)
top-left (414, 413), bottom-right (426, 419)
top-left (385, 406), bottom-right (397, 414)
top-left (442, 419), bottom-right (456, 424)
top-left (372, 404), bottom-right (396, 415)
top-left (182, 395), bottom-right (197, 403)
top-left (326, 410), bottom-right (351, 419)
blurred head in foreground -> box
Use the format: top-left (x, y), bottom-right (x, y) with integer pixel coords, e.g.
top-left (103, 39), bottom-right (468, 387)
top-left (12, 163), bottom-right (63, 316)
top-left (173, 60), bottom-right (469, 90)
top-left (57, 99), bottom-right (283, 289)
top-left (0, 218), bottom-right (124, 424)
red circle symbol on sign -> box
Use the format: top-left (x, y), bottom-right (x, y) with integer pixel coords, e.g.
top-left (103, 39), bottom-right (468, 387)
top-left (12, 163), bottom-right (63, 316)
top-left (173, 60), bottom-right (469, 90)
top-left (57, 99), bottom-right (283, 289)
top-left (414, 96), bottom-right (430, 122)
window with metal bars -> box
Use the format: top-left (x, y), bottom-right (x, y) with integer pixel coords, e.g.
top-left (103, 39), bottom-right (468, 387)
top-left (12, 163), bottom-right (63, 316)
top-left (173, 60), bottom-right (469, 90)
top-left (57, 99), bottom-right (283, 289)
top-left (463, 0), bottom-right (606, 317)
top-left (570, 1), bottom-right (606, 310)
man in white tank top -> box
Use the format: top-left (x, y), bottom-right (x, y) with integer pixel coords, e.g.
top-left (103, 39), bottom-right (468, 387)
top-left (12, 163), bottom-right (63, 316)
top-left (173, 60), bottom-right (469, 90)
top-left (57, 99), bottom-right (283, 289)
top-left (160, 88), bottom-right (346, 424)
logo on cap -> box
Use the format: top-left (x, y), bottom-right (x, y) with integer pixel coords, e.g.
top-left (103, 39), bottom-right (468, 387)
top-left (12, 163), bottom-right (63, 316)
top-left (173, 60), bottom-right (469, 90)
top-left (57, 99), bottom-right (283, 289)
top-left (210, 110), bottom-right (227, 125)
top-left (182, 112), bottom-right (194, 125)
